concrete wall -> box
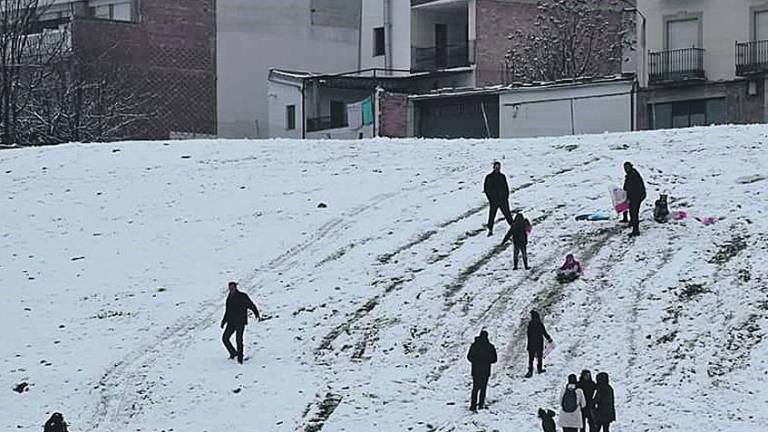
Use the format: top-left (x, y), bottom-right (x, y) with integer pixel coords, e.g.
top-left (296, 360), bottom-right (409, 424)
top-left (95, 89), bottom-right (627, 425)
top-left (500, 80), bottom-right (634, 138)
top-left (360, 0), bottom-right (411, 71)
top-left (638, 0), bottom-right (768, 82)
top-left (267, 79), bottom-right (304, 139)
top-left (217, 0), bottom-right (361, 138)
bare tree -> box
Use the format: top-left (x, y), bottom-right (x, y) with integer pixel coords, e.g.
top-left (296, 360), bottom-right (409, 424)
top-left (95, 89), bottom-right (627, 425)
top-left (505, 0), bottom-right (631, 84)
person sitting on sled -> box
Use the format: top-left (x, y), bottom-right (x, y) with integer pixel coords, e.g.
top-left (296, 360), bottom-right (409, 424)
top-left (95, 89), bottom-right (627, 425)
top-left (556, 254), bottom-right (582, 283)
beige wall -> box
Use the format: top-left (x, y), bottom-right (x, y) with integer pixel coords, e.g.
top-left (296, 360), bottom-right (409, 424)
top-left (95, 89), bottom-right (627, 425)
top-left (639, 0), bottom-right (768, 82)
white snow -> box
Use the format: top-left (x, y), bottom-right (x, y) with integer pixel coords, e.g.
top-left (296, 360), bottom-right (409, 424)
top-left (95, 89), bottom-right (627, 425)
top-left (1, 125), bottom-right (767, 432)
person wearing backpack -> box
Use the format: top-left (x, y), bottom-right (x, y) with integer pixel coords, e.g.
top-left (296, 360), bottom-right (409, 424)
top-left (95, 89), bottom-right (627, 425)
top-left (559, 374), bottom-right (586, 432)
top-left (525, 310), bottom-right (553, 378)
top-left (591, 372), bottom-right (616, 432)
top-left (466, 330), bottom-right (497, 411)
top-left (577, 370), bottom-right (597, 432)
top-left (43, 412), bottom-right (68, 432)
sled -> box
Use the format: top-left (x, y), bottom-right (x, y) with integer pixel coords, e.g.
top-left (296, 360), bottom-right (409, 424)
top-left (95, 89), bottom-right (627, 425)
top-left (575, 212), bottom-right (610, 221)
top-left (610, 187), bottom-right (628, 213)
top-left (543, 340), bottom-right (556, 359)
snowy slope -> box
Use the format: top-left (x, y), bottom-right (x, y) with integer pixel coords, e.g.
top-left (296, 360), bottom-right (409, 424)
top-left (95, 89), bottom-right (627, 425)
top-left (1, 126), bottom-right (767, 432)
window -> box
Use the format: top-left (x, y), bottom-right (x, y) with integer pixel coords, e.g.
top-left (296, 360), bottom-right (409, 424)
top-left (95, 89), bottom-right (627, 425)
top-left (755, 10), bottom-right (768, 41)
top-left (651, 98), bottom-right (726, 129)
top-left (285, 105), bottom-right (296, 130)
top-left (373, 27), bottom-right (385, 57)
top-left (666, 18), bottom-right (699, 50)
top-left (91, 1), bottom-right (134, 22)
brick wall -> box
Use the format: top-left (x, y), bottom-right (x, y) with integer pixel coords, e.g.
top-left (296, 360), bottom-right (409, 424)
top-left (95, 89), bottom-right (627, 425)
top-left (72, 0), bottom-right (216, 140)
top-left (379, 92), bottom-right (409, 138)
top-left (475, 0), bottom-right (537, 86)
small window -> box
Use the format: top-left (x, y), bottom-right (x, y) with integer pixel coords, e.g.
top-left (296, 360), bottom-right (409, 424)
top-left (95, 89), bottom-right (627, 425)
top-left (373, 27), bottom-right (385, 57)
top-left (285, 105), bottom-right (296, 130)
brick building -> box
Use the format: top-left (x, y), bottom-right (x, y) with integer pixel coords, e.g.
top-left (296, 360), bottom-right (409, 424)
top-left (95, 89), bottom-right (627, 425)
top-left (40, 0), bottom-right (216, 140)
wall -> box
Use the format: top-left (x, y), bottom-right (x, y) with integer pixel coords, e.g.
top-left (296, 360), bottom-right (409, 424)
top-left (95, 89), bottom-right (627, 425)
top-left (499, 80), bottom-right (634, 138)
top-left (475, 0), bottom-right (537, 86)
top-left (638, 0), bottom-right (768, 82)
top-left (218, 0), bottom-right (361, 138)
top-left (360, 0), bottom-right (412, 71)
top-left (378, 92), bottom-right (409, 137)
top-left (267, 78), bottom-right (304, 139)
top-left (72, 0), bottom-right (216, 139)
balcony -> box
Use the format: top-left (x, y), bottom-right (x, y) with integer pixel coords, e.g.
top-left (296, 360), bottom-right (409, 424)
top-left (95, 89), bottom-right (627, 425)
top-left (648, 47), bottom-right (706, 84)
top-left (306, 116), bottom-right (347, 132)
top-left (736, 40), bottom-right (768, 76)
top-left (412, 41), bottom-right (474, 72)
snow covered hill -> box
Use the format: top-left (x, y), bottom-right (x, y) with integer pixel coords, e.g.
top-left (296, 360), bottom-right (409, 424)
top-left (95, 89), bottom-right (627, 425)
top-left (2, 126), bottom-right (767, 432)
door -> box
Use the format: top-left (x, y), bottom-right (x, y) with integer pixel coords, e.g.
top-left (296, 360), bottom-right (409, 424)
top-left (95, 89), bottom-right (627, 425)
top-left (666, 19), bottom-right (700, 75)
top-left (435, 24), bottom-right (448, 69)
top-left (330, 101), bottom-right (345, 128)
top-left (755, 10), bottom-right (768, 41)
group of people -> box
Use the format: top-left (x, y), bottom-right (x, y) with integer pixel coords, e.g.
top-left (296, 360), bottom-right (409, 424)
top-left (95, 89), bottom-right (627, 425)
top-left (473, 160), bottom-right (634, 429)
top-left (539, 370), bottom-right (616, 432)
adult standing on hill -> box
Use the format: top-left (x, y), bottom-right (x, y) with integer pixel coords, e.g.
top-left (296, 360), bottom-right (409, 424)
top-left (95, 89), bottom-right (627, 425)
top-left (623, 162), bottom-right (646, 237)
top-left (467, 330), bottom-right (497, 411)
top-left (591, 372), bottom-right (616, 432)
top-left (526, 310), bottom-right (553, 378)
top-left (559, 374), bottom-right (587, 432)
top-left (577, 370), bottom-right (597, 432)
top-left (221, 281), bottom-right (260, 364)
top-left (483, 161), bottom-right (514, 237)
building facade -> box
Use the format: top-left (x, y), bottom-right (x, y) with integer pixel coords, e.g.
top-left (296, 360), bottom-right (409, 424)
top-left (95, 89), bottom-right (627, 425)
top-left (217, 0), bottom-right (362, 138)
top-left (636, 0), bottom-right (768, 129)
top-left (40, 0), bottom-right (217, 140)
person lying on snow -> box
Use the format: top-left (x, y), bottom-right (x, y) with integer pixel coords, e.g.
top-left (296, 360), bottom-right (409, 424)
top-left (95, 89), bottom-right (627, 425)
top-left (556, 254), bottom-right (582, 283)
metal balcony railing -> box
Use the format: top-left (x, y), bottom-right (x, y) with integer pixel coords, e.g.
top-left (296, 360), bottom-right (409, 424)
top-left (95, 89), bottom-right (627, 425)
top-left (736, 40), bottom-right (768, 76)
top-left (648, 47), bottom-right (706, 84)
top-left (306, 116), bottom-right (347, 132)
top-left (411, 41), bottom-right (474, 72)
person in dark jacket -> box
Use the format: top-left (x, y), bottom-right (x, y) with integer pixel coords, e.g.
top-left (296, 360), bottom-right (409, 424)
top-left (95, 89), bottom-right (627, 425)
top-left (591, 372), bottom-right (616, 432)
top-left (577, 370), bottom-right (597, 432)
top-left (221, 281), bottom-right (260, 364)
top-left (505, 213), bottom-right (531, 270)
top-left (525, 310), bottom-right (553, 377)
top-left (622, 162), bottom-right (646, 237)
top-left (538, 408), bottom-right (557, 432)
top-left (483, 161), bottom-right (514, 236)
top-left (467, 330), bottom-right (497, 411)
top-left (43, 412), bottom-right (68, 432)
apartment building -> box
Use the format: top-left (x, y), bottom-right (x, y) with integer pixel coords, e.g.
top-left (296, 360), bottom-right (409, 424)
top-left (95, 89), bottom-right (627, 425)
top-left (636, 0), bottom-right (768, 129)
top-left (36, 0), bottom-right (216, 140)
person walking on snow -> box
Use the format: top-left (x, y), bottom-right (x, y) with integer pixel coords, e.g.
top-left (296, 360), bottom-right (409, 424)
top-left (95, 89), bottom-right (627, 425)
top-left (591, 372), bottom-right (616, 432)
top-left (221, 281), bottom-right (260, 364)
top-left (43, 413), bottom-right (68, 432)
top-left (577, 370), bottom-right (597, 432)
top-left (467, 330), bottom-right (497, 411)
top-left (505, 212), bottom-right (532, 270)
top-left (526, 310), bottom-right (553, 378)
top-left (559, 374), bottom-right (587, 432)
top-left (483, 161), bottom-right (514, 236)
top-left (622, 161), bottom-right (646, 237)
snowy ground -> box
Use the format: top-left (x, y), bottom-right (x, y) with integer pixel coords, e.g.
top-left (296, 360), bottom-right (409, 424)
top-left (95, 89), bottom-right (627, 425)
top-left (2, 126), bottom-right (767, 431)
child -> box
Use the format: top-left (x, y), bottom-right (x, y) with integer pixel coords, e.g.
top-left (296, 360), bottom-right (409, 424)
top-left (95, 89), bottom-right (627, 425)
top-left (653, 194), bottom-right (669, 223)
top-left (509, 213), bottom-right (531, 270)
top-left (538, 408), bottom-right (556, 432)
top-left (556, 254), bottom-right (582, 283)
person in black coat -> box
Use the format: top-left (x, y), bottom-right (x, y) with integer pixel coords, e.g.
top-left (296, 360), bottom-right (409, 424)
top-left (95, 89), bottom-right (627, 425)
top-left (591, 372), bottom-right (616, 432)
top-left (577, 370), bottom-right (597, 432)
top-left (467, 330), bottom-right (497, 411)
top-left (525, 310), bottom-right (552, 378)
top-left (622, 162), bottom-right (646, 237)
top-left (221, 281), bottom-right (260, 364)
top-left (483, 161), bottom-right (514, 236)
top-left (538, 408), bottom-right (557, 432)
top-left (505, 213), bottom-right (531, 270)
top-left (43, 412), bottom-right (68, 432)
